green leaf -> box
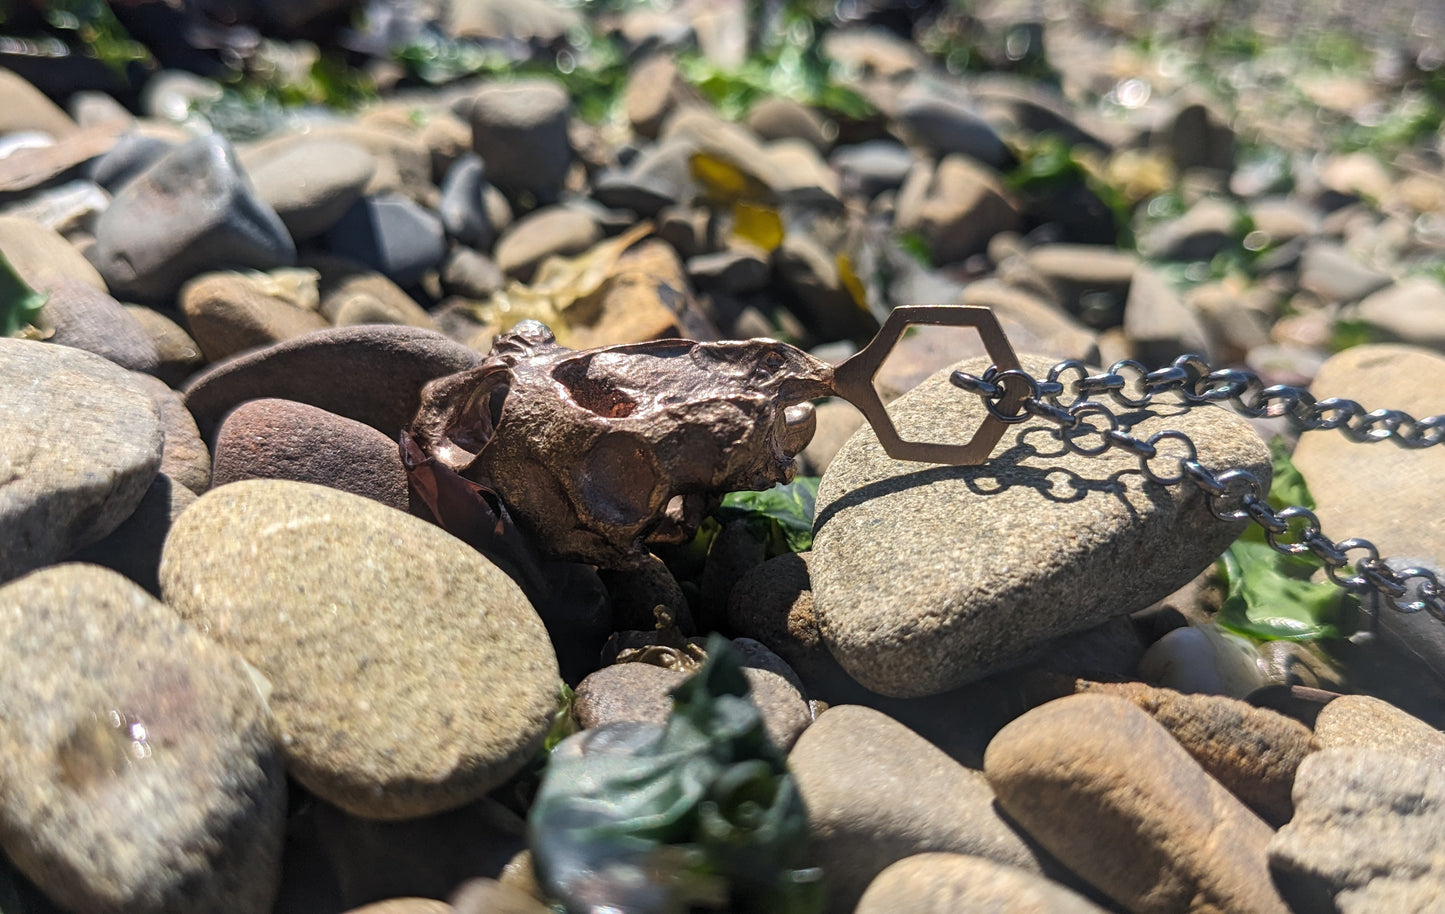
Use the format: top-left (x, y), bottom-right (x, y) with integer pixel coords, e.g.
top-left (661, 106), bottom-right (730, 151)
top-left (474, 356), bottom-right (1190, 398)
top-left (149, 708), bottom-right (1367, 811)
top-left (716, 477), bottom-right (819, 552)
top-left (1216, 540), bottom-right (1351, 640)
top-left (543, 682), bottom-right (577, 752)
top-left (1265, 436), bottom-right (1313, 511)
top-left (1216, 438), bottom-right (1357, 641)
top-left (529, 635), bottom-right (823, 913)
top-left (0, 250), bottom-right (47, 338)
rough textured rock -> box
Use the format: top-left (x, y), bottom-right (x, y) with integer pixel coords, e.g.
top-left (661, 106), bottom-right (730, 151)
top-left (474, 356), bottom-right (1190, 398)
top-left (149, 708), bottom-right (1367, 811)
top-left (0, 339), bottom-right (162, 583)
top-left (985, 693), bottom-right (1289, 914)
top-left (856, 853), bottom-right (1109, 914)
top-left (1066, 678), bottom-right (1314, 825)
top-left (89, 135), bottom-right (296, 303)
top-left (789, 705), bottom-right (1046, 912)
top-left (812, 354), bottom-right (1270, 697)
top-left (210, 398), bottom-right (413, 512)
top-left (181, 324), bottom-right (482, 441)
top-left (0, 564), bottom-right (285, 914)
top-left (1313, 695), bottom-right (1445, 764)
top-left (159, 480), bottom-right (560, 818)
top-left (1269, 748), bottom-right (1445, 914)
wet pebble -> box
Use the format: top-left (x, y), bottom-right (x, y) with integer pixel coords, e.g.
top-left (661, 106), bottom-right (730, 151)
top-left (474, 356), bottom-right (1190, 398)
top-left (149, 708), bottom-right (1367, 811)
top-left (0, 564), bottom-right (286, 914)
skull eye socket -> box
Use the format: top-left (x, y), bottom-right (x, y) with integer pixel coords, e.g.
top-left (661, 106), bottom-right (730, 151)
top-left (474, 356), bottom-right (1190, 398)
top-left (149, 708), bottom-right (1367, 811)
top-left (553, 357), bottom-right (638, 418)
top-left (760, 349), bottom-right (787, 373)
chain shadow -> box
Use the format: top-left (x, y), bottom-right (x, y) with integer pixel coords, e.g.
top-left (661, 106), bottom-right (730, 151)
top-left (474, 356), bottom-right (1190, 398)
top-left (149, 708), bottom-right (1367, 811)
top-left (815, 404), bottom-right (1188, 534)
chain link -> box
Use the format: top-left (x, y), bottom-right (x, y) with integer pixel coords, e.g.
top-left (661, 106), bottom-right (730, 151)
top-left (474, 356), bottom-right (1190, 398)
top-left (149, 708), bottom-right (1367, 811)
top-left (949, 355), bottom-right (1445, 624)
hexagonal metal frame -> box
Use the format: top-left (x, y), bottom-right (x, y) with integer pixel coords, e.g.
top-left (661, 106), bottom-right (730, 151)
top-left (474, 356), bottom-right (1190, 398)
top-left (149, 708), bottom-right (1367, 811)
top-left (832, 305), bottom-right (1022, 464)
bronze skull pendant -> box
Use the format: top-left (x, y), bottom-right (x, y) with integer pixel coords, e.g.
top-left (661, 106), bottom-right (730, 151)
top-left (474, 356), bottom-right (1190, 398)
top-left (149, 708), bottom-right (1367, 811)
top-left (404, 321), bottom-right (834, 569)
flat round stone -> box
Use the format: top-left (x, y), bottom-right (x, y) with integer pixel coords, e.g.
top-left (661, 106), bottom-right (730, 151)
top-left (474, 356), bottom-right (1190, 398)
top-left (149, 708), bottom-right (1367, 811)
top-left (159, 480), bottom-right (560, 818)
top-left (812, 354), bottom-right (1270, 697)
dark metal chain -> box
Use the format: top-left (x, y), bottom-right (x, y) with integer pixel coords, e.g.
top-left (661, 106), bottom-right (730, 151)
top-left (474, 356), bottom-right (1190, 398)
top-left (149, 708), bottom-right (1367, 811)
top-left (949, 355), bottom-right (1445, 625)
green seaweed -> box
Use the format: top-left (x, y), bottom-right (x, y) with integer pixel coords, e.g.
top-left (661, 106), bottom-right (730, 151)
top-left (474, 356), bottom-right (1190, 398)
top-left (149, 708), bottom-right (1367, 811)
top-left (529, 635), bottom-right (822, 914)
top-left (716, 476), bottom-right (819, 553)
top-left (1216, 438), bottom-right (1358, 641)
top-left (0, 251), bottom-right (47, 339)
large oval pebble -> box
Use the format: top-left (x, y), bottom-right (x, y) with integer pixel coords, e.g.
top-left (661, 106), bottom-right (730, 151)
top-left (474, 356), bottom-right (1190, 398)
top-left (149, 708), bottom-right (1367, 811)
top-left (159, 480), bottom-right (560, 818)
top-left (984, 693), bottom-right (1289, 914)
top-left (181, 324), bottom-right (482, 441)
top-left (0, 564), bottom-right (285, 914)
top-left (0, 339), bottom-right (162, 583)
top-left (812, 354), bottom-right (1270, 697)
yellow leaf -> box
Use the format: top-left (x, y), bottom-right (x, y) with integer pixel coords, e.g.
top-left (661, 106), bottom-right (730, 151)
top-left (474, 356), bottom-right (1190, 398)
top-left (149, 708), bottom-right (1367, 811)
top-left (731, 202), bottom-right (784, 252)
top-left (836, 252), bottom-right (868, 310)
top-left (690, 151), bottom-right (770, 202)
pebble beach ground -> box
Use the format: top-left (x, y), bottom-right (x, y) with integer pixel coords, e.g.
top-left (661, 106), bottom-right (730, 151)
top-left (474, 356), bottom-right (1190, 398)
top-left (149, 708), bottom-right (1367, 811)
top-left (3, 1), bottom-right (1445, 911)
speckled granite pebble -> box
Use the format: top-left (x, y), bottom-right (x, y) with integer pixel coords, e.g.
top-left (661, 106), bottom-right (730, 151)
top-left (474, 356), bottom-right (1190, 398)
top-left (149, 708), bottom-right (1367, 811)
top-left (0, 339), bottom-right (162, 583)
top-left (1269, 748), bottom-right (1445, 913)
top-left (812, 354), bottom-right (1270, 697)
top-left (159, 480), bottom-right (560, 818)
top-left (1312, 695), bottom-right (1445, 764)
top-left (0, 564), bottom-right (285, 914)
